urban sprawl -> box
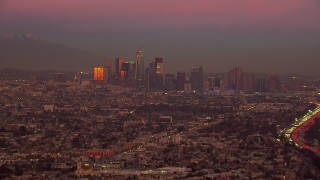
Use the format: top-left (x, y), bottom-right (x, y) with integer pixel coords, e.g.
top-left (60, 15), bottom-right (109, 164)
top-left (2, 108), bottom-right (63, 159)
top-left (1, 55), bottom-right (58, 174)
top-left (1, 50), bottom-right (320, 179)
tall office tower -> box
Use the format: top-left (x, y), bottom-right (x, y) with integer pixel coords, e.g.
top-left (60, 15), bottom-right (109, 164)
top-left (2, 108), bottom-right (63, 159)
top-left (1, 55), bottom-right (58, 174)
top-left (228, 67), bottom-right (243, 90)
top-left (267, 75), bottom-right (281, 92)
top-left (190, 66), bottom-right (204, 92)
top-left (155, 57), bottom-right (165, 90)
top-left (115, 58), bottom-right (126, 77)
top-left (176, 71), bottom-right (186, 91)
top-left (104, 59), bottom-right (112, 84)
top-left (164, 74), bottom-right (175, 91)
top-left (120, 61), bottom-right (135, 87)
top-left (93, 67), bottom-right (104, 87)
top-left (122, 62), bottom-right (130, 78)
top-left (146, 61), bottom-right (156, 89)
top-left (207, 77), bottom-right (215, 90)
top-left (128, 61), bottom-right (136, 79)
top-left (289, 77), bottom-right (301, 92)
top-left (135, 50), bottom-right (144, 79)
top-left (256, 77), bottom-right (266, 92)
top-left (242, 73), bottom-right (256, 93)
top-left (145, 66), bottom-right (151, 91)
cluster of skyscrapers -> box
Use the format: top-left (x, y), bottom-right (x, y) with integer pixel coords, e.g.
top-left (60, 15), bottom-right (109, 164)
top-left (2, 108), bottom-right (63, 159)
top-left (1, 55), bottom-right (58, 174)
top-left (93, 50), bottom-right (170, 91)
top-left (90, 50), bottom-right (301, 93)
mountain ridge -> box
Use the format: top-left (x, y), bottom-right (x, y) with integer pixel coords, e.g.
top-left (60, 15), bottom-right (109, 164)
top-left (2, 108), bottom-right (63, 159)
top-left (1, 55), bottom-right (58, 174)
top-left (0, 32), bottom-right (103, 72)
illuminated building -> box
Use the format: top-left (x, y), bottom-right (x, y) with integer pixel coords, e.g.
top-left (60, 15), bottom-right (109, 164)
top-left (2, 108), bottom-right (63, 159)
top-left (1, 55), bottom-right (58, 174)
top-left (190, 66), bottom-right (204, 92)
top-left (93, 67), bottom-right (104, 84)
top-left (176, 71), bottom-right (186, 91)
top-left (228, 67), bottom-right (243, 90)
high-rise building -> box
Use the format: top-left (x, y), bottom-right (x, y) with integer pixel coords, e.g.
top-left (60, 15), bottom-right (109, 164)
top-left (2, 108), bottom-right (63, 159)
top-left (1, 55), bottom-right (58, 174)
top-left (121, 62), bottom-right (130, 78)
top-left (150, 61), bottom-right (156, 88)
top-left (94, 67), bottom-right (104, 87)
top-left (104, 59), bottom-right (112, 84)
top-left (145, 66), bottom-right (151, 91)
top-left (115, 58), bottom-right (125, 77)
top-left (267, 75), bottom-right (281, 92)
top-left (176, 72), bottom-right (186, 91)
top-left (145, 61), bottom-right (156, 89)
top-left (207, 77), bottom-right (214, 90)
top-left (94, 67), bottom-right (104, 81)
top-left (165, 74), bottom-right (175, 91)
top-left (256, 77), bottom-right (266, 92)
top-left (228, 67), bottom-right (243, 90)
top-left (242, 73), bottom-right (256, 93)
top-left (190, 66), bottom-right (204, 92)
top-left (128, 61), bottom-right (135, 79)
top-left (135, 50), bottom-right (144, 79)
top-left (155, 57), bottom-right (165, 90)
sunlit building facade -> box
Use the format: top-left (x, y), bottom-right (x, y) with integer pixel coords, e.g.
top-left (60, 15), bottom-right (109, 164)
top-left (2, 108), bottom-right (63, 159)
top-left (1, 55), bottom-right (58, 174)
top-left (93, 67), bottom-right (104, 81)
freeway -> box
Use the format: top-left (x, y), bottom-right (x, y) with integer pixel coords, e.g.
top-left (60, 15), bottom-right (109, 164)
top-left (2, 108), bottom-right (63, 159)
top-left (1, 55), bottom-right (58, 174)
top-left (281, 104), bottom-right (320, 157)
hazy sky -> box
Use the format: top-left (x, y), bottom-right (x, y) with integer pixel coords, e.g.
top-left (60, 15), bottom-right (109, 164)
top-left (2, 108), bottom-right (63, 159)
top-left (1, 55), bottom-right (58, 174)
top-left (1, 0), bottom-right (320, 75)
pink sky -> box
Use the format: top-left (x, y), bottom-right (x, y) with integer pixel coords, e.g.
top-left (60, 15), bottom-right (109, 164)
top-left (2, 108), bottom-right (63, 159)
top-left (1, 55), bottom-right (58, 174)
top-left (1, 0), bottom-right (320, 32)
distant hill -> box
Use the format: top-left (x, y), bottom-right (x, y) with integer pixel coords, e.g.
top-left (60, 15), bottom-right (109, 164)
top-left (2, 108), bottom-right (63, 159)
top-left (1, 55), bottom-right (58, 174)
top-left (0, 32), bottom-right (102, 71)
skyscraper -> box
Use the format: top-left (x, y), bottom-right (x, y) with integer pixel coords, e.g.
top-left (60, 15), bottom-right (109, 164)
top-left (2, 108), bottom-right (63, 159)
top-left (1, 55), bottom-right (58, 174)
top-left (115, 58), bottom-right (125, 77)
top-left (165, 74), bottom-right (175, 91)
top-left (135, 50), bottom-right (144, 79)
top-left (104, 59), bottom-right (112, 84)
top-left (190, 66), bottom-right (204, 92)
top-left (155, 57), bottom-right (165, 90)
top-left (176, 71), bottom-right (186, 91)
top-left (242, 73), bottom-right (256, 93)
top-left (228, 67), bottom-right (243, 90)
top-left (93, 67), bottom-right (104, 87)
top-left (147, 61), bottom-right (156, 89)
top-left (256, 77), bottom-right (266, 92)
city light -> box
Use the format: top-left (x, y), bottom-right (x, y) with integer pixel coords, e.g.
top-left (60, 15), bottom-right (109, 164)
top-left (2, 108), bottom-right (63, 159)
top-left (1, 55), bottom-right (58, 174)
top-left (93, 67), bottom-right (104, 81)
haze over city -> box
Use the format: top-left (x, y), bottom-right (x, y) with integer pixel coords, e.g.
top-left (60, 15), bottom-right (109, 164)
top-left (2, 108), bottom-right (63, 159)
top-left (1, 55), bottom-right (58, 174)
top-left (0, 0), bottom-right (320, 75)
top-left (2, 1), bottom-right (320, 179)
